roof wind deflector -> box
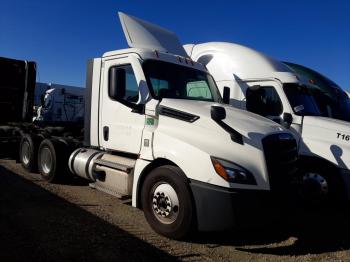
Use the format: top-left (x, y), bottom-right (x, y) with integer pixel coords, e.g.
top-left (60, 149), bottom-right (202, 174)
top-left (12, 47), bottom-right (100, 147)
top-left (118, 12), bottom-right (188, 57)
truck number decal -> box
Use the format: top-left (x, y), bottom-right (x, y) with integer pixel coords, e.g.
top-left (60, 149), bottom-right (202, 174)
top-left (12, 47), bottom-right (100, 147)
top-left (337, 132), bottom-right (350, 141)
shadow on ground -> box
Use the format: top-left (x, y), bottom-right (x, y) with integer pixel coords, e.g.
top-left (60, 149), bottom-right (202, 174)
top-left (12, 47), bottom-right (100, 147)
top-left (190, 197), bottom-right (350, 256)
top-left (2, 161), bottom-right (350, 259)
top-left (0, 165), bottom-right (177, 262)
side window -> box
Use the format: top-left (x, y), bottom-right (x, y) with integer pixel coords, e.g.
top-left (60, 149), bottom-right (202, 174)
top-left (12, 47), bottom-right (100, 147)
top-left (246, 86), bottom-right (282, 116)
top-left (109, 64), bottom-right (139, 104)
top-left (186, 80), bottom-right (213, 100)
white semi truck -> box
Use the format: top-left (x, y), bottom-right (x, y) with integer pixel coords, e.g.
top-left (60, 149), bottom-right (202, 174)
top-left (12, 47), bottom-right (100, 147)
top-left (0, 15), bottom-right (299, 239)
top-left (185, 42), bottom-right (350, 202)
top-left (34, 83), bottom-right (85, 123)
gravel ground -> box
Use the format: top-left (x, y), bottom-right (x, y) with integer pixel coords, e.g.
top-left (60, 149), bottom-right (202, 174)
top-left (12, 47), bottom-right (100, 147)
top-left (1, 159), bottom-right (350, 261)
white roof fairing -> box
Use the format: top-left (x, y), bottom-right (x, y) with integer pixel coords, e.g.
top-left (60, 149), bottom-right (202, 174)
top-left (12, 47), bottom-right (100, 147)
top-left (118, 12), bottom-right (188, 57)
top-left (185, 42), bottom-right (296, 81)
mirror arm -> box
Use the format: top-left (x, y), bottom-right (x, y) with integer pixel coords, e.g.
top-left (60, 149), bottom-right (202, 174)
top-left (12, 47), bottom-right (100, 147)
top-left (223, 86), bottom-right (230, 104)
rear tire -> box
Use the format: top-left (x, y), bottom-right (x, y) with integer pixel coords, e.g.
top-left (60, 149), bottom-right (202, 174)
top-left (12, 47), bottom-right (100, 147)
top-left (37, 139), bottom-right (70, 183)
top-left (141, 165), bottom-right (194, 239)
top-left (19, 134), bottom-right (40, 172)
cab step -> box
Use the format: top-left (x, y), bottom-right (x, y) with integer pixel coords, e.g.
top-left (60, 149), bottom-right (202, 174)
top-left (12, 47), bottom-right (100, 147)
top-left (89, 182), bottom-right (130, 200)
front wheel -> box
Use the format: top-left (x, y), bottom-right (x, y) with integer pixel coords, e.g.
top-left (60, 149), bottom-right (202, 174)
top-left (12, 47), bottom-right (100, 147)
top-left (141, 165), bottom-right (194, 239)
top-left (298, 165), bottom-right (344, 204)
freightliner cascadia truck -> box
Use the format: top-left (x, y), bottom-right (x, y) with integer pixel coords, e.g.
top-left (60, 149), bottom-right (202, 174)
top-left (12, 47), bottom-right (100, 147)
top-left (0, 14), bottom-right (299, 239)
top-left (185, 42), bottom-right (350, 202)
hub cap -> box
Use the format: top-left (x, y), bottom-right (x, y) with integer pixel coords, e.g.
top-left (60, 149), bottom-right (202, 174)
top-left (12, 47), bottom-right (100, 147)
top-left (151, 183), bottom-right (179, 224)
top-left (40, 147), bottom-right (53, 174)
top-left (21, 141), bottom-right (30, 165)
top-left (303, 172), bottom-right (329, 196)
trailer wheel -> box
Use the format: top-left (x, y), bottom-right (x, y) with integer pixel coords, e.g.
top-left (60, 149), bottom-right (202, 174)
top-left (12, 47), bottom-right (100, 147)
top-left (141, 165), bottom-right (194, 239)
top-left (37, 139), bottom-right (69, 183)
top-left (19, 134), bottom-right (40, 172)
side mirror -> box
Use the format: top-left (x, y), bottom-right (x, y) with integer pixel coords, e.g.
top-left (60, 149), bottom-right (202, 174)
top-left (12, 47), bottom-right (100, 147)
top-left (223, 86), bottom-right (230, 104)
top-left (283, 113), bottom-right (293, 128)
top-left (109, 67), bottom-right (126, 100)
top-left (211, 106), bottom-right (226, 121)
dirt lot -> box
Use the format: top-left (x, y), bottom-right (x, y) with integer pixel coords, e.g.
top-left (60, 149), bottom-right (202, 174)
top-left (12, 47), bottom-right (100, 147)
top-left (1, 159), bottom-right (350, 261)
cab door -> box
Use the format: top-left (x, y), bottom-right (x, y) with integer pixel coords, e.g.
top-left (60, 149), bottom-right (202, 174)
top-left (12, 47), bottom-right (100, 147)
top-left (99, 55), bottom-right (147, 154)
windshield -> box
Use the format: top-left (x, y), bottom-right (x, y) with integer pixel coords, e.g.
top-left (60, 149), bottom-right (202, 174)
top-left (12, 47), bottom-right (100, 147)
top-left (310, 87), bottom-right (350, 121)
top-left (285, 62), bottom-right (350, 122)
top-left (283, 83), bottom-right (321, 116)
top-left (143, 60), bottom-right (222, 102)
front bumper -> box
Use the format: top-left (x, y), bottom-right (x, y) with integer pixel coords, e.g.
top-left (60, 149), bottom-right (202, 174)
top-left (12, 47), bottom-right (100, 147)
top-left (189, 179), bottom-right (276, 232)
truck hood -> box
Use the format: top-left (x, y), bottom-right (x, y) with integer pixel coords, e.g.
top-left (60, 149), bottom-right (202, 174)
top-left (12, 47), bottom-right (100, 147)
top-left (159, 99), bottom-right (286, 138)
top-left (302, 116), bottom-right (350, 169)
top-left (153, 99), bottom-right (294, 189)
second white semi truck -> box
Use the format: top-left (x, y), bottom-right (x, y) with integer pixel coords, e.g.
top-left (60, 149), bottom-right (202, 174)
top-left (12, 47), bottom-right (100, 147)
top-left (0, 14), bottom-right (299, 239)
top-left (185, 42), bottom-right (350, 202)
top-left (34, 83), bottom-right (85, 123)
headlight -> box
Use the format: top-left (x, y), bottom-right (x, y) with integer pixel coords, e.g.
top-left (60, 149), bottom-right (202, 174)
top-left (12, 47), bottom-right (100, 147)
top-left (211, 157), bottom-right (257, 185)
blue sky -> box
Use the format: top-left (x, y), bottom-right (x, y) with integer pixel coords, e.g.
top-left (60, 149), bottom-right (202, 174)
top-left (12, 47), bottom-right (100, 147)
top-left (1, 0), bottom-right (349, 90)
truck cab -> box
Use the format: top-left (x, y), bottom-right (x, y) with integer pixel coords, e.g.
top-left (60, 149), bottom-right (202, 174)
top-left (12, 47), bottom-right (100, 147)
top-left (59, 15), bottom-right (299, 239)
top-left (185, 42), bottom-right (350, 202)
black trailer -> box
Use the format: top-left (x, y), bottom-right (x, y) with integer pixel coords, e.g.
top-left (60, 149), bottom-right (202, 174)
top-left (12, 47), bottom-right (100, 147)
top-left (0, 57), bottom-right (83, 181)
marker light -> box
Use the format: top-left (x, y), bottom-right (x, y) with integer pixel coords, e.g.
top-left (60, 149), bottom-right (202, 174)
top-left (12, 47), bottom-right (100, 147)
top-left (212, 158), bottom-right (228, 181)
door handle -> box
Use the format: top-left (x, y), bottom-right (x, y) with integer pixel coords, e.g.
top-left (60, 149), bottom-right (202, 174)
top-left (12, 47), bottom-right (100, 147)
top-left (103, 126), bottom-right (109, 141)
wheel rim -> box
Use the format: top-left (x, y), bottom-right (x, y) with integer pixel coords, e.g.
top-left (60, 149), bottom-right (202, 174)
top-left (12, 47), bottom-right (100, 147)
top-left (151, 183), bottom-right (179, 224)
top-left (21, 141), bottom-right (30, 165)
top-left (302, 172), bottom-right (329, 197)
top-left (40, 147), bottom-right (53, 174)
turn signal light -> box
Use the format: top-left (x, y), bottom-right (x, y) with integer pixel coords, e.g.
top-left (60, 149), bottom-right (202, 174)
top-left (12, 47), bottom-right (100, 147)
top-left (211, 158), bottom-right (229, 181)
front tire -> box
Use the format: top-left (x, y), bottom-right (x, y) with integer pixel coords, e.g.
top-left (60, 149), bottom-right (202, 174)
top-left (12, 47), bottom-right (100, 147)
top-left (299, 164), bottom-right (344, 204)
top-left (141, 165), bottom-right (194, 239)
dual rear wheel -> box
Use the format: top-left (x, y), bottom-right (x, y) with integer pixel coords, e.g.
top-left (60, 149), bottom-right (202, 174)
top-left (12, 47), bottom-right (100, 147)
top-left (20, 134), bottom-right (40, 172)
top-left (19, 135), bottom-right (71, 183)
